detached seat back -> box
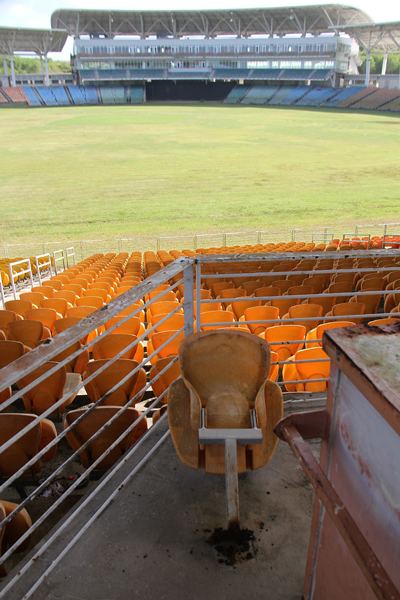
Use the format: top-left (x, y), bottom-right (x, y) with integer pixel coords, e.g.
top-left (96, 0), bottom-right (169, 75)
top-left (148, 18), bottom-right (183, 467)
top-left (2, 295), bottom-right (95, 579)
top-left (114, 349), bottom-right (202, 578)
top-left (168, 330), bottom-right (283, 474)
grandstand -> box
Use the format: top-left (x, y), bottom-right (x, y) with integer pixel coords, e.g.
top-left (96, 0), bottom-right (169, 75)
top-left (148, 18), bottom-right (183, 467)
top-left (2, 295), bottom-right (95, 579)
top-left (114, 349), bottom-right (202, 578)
top-left (0, 6), bottom-right (400, 110)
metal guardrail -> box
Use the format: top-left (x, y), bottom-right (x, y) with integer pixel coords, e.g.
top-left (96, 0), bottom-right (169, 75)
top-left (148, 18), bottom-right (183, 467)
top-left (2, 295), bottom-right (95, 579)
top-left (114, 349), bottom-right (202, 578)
top-left (34, 253), bottom-right (53, 286)
top-left (8, 258), bottom-right (34, 300)
top-left (0, 248), bottom-right (399, 597)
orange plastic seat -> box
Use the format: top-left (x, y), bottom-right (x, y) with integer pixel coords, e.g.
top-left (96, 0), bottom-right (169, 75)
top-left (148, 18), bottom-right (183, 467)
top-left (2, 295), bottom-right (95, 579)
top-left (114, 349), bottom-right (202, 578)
top-left (84, 359), bottom-right (146, 406)
top-left (241, 305), bottom-right (280, 335)
top-left (0, 499), bottom-right (32, 573)
top-left (7, 320), bottom-right (50, 348)
top-left (27, 308), bottom-right (59, 333)
top-left (282, 303), bottom-right (323, 332)
top-left (54, 290), bottom-right (78, 306)
top-left (199, 310), bottom-right (235, 331)
top-left (149, 313), bottom-right (185, 335)
top-left (368, 317), bottom-right (400, 328)
top-left (41, 298), bottom-right (70, 316)
top-left (64, 406), bottom-right (147, 470)
top-left (76, 296), bottom-right (104, 309)
top-left (0, 340), bottom-right (27, 404)
top-left (147, 289), bottom-right (177, 302)
top-left (19, 291), bottom-right (45, 307)
top-left (62, 283), bottom-right (85, 296)
top-left (264, 325), bottom-right (306, 362)
top-left (148, 301), bottom-right (181, 320)
top-left (149, 356), bottom-right (181, 403)
top-left (18, 362), bottom-right (77, 415)
top-left (87, 288), bottom-right (111, 303)
top-left (229, 299), bottom-right (261, 320)
top-left (0, 413), bottom-right (57, 477)
top-left (326, 302), bottom-right (366, 323)
top-left (4, 300), bottom-right (34, 319)
top-left (31, 285), bottom-right (54, 298)
top-left (282, 347), bottom-right (330, 393)
top-left (45, 280), bottom-right (63, 291)
top-left (66, 306), bottom-right (96, 319)
top-left (150, 330), bottom-right (185, 363)
top-left (306, 321), bottom-right (356, 348)
top-left (0, 310), bottom-right (22, 334)
top-left (254, 286), bottom-right (281, 302)
top-left (168, 330), bottom-right (283, 474)
top-left (105, 315), bottom-right (145, 337)
top-left (92, 333), bottom-right (144, 363)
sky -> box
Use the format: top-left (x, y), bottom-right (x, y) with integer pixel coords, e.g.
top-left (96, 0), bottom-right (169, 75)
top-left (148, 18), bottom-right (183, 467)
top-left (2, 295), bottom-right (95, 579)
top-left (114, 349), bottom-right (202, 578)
top-left (0, 0), bottom-right (399, 58)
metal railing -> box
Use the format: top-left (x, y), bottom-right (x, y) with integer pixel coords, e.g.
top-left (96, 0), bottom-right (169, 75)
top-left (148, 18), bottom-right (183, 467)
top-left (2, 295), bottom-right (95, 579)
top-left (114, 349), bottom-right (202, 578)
top-left (34, 253), bottom-right (53, 286)
top-left (8, 258), bottom-right (34, 300)
top-left (0, 248), bottom-right (399, 597)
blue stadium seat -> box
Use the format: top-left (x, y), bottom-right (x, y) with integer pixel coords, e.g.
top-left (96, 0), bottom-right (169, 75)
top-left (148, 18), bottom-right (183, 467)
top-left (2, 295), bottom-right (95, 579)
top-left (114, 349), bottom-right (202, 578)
top-left (129, 86), bottom-right (145, 104)
top-left (241, 85), bottom-right (279, 104)
top-left (269, 86), bottom-right (309, 105)
top-left (295, 87), bottom-right (338, 107)
top-left (67, 85), bottom-right (87, 105)
top-left (224, 85), bottom-right (251, 104)
top-left (82, 86), bottom-right (99, 104)
top-left (99, 87), bottom-right (126, 104)
top-left (321, 86), bottom-right (365, 107)
top-left (22, 87), bottom-right (42, 107)
top-left (35, 86), bottom-right (58, 106)
top-left (51, 86), bottom-right (70, 106)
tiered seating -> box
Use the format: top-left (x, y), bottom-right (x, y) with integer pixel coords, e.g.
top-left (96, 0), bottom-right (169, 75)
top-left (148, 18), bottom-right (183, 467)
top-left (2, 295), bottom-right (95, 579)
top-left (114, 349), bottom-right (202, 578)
top-left (224, 86), bottom-right (250, 104)
top-left (295, 87), bottom-right (338, 106)
top-left (22, 86), bottom-right (42, 106)
top-left (67, 85), bottom-right (87, 105)
top-left (339, 87), bottom-right (376, 108)
top-left (99, 86), bottom-right (126, 104)
top-left (51, 86), bottom-right (70, 106)
top-left (130, 86), bottom-right (145, 104)
top-left (242, 85), bottom-right (279, 105)
top-left (0, 91), bottom-right (8, 104)
top-left (321, 86), bottom-right (364, 107)
top-left (82, 86), bottom-right (99, 104)
top-left (1, 87), bottom-right (27, 104)
top-left (382, 96), bottom-right (400, 112)
top-left (269, 86), bottom-right (309, 105)
top-left (352, 88), bottom-right (400, 110)
top-left (35, 86), bottom-right (58, 106)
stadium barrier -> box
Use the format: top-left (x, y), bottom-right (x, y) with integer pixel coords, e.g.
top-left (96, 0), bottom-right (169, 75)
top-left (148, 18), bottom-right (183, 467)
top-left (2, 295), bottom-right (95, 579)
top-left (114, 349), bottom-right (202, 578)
top-left (34, 253), bottom-right (53, 286)
top-left (66, 247), bottom-right (76, 267)
top-left (0, 249), bottom-right (399, 595)
top-left (52, 249), bottom-right (66, 274)
top-left (8, 258), bottom-right (34, 299)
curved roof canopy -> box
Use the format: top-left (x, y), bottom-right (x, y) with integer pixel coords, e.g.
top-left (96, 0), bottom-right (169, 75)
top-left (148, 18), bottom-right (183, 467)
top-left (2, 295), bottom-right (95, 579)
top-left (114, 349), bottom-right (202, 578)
top-left (51, 5), bottom-right (372, 38)
top-left (0, 27), bottom-right (68, 55)
top-left (340, 21), bottom-right (400, 52)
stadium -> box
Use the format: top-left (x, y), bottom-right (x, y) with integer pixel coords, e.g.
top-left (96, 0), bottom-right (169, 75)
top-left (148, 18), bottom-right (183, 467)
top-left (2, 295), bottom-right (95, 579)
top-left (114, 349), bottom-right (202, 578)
top-left (0, 3), bottom-right (399, 600)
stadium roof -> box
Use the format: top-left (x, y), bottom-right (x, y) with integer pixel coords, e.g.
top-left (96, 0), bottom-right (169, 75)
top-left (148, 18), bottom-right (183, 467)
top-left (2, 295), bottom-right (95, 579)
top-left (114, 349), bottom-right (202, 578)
top-left (0, 27), bottom-right (68, 55)
top-left (51, 5), bottom-right (373, 38)
top-left (340, 21), bottom-right (400, 52)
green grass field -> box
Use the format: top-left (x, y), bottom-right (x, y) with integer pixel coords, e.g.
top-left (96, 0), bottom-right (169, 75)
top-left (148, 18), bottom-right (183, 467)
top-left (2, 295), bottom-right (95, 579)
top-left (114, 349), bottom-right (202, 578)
top-left (1, 104), bottom-right (399, 249)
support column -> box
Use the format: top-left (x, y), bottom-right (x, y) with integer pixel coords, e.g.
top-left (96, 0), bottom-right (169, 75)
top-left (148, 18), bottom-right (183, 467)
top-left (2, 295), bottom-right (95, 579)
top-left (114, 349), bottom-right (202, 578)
top-left (381, 52), bottom-right (388, 75)
top-left (9, 54), bottom-right (16, 87)
top-left (44, 53), bottom-right (50, 86)
top-left (364, 49), bottom-right (371, 86)
top-left (2, 56), bottom-right (8, 79)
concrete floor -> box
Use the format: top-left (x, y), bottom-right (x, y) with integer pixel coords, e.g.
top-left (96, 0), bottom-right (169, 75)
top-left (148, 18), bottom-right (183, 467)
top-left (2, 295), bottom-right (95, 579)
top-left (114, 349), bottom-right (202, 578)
top-left (6, 420), bottom-right (315, 600)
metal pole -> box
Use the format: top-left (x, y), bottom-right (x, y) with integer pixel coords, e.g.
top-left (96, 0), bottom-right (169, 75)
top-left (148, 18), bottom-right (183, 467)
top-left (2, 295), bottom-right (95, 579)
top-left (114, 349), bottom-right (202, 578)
top-left (225, 438), bottom-right (240, 528)
top-left (44, 53), bottom-right (50, 86)
top-left (183, 263), bottom-right (194, 336)
top-left (195, 261), bottom-right (201, 333)
top-left (365, 49), bottom-right (371, 87)
top-left (381, 52), bottom-right (388, 76)
top-left (35, 256), bottom-right (42, 286)
top-left (9, 263), bottom-right (17, 299)
top-left (10, 54), bottom-right (16, 87)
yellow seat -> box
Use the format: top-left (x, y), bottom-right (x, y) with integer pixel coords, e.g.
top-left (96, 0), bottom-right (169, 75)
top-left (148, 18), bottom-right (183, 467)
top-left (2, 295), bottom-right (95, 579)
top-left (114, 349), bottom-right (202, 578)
top-left (200, 310), bottom-right (235, 331)
top-left (84, 359), bottom-right (146, 406)
top-left (282, 303), bottom-right (323, 332)
top-left (18, 362), bottom-right (76, 415)
top-left (264, 324), bottom-right (306, 362)
top-left (168, 330), bottom-right (283, 474)
top-left (306, 320), bottom-right (356, 348)
top-left (92, 333), bottom-right (144, 364)
top-left (282, 347), bottom-right (330, 393)
top-left (149, 356), bottom-right (181, 403)
top-left (0, 413), bottom-right (57, 477)
top-left (64, 406), bottom-right (147, 470)
top-left (7, 320), bottom-right (51, 348)
top-left (241, 305), bottom-right (280, 335)
top-left (4, 300), bottom-right (34, 319)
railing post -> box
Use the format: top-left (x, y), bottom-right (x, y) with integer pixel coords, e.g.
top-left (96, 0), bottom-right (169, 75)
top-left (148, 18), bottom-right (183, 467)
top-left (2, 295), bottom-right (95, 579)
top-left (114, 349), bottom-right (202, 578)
top-left (183, 261), bottom-right (194, 337)
top-left (0, 275), bottom-right (5, 307)
top-left (35, 256), bottom-right (42, 285)
top-left (383, 223), bottom-right (387, 238)
top-left (9, 263), bottom-right (17, 299)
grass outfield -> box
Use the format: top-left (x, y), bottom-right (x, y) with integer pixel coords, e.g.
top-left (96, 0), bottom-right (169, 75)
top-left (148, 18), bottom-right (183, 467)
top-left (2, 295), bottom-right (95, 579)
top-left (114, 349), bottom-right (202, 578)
top-left (0, 104), bottom-right (399, 247)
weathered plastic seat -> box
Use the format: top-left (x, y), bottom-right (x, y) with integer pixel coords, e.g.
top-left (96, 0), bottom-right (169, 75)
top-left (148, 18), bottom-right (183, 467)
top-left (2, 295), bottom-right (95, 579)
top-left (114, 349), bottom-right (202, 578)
top-left (229, 299), bottom-right (261, 320)
top-left (264, 325), bottom-right (306, 362)
top-left (4, 300), bottom-right (34, 319)
top-left (92, 333), bottom-right (144, 364)
top-left (282, 347), bottom-right (330, 393)
top-left (325, 302), bottom-right (365, 323)
top-left (306, 321), bottom-right (356, 348)
top-left (53, 290), bottom-right (78, 306)
top-left (240, 305), bottom-right (280, 335)
top-left (368, 317), bottom-right (400, 328)
top-left (0, 341), bottom-right (27, 404)
top-left (147, 330), bottom-right (185, 365)
top-left (168, 330), bottom-right (283, 474)
top-left (200, 310), bottom-right (235, 331)
top-left (84, 359), bottom-right (146, 406)
top-left (282, 303), bottom-right (323, 332)
top-left (105, 315), bottom-right (145, 337)
top-left (18, 362), bottom-right (78, 415)
top-left (0, 413), bottom-right (57, 477)
top-left (76, 295), bottom-right (104, 309)
top-left (0, 310), bottom-right (22, 337)
top-left (64, 406), bottom-right (147, 470)
top-left (7, 320), bottom-right (51, 348)
top-left (19, 291), bottom-right (45, 307)
top-left (149, 356), bottom-right (181, 403)
top-left (27, 308), bottom-right (59, 334)
top-left (0, 499), bottom-right (32, 574)
top-left (31, 285), bottom-right (54, 298)
top-left (149, 313), bottom-right (185, 334)
top-left (41, 298), bottom-right (70, 316)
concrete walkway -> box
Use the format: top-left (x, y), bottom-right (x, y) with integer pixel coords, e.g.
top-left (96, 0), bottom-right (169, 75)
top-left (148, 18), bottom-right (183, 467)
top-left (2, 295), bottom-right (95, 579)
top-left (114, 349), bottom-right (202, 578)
top-left (7, 421), bottom-right (315, 600)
